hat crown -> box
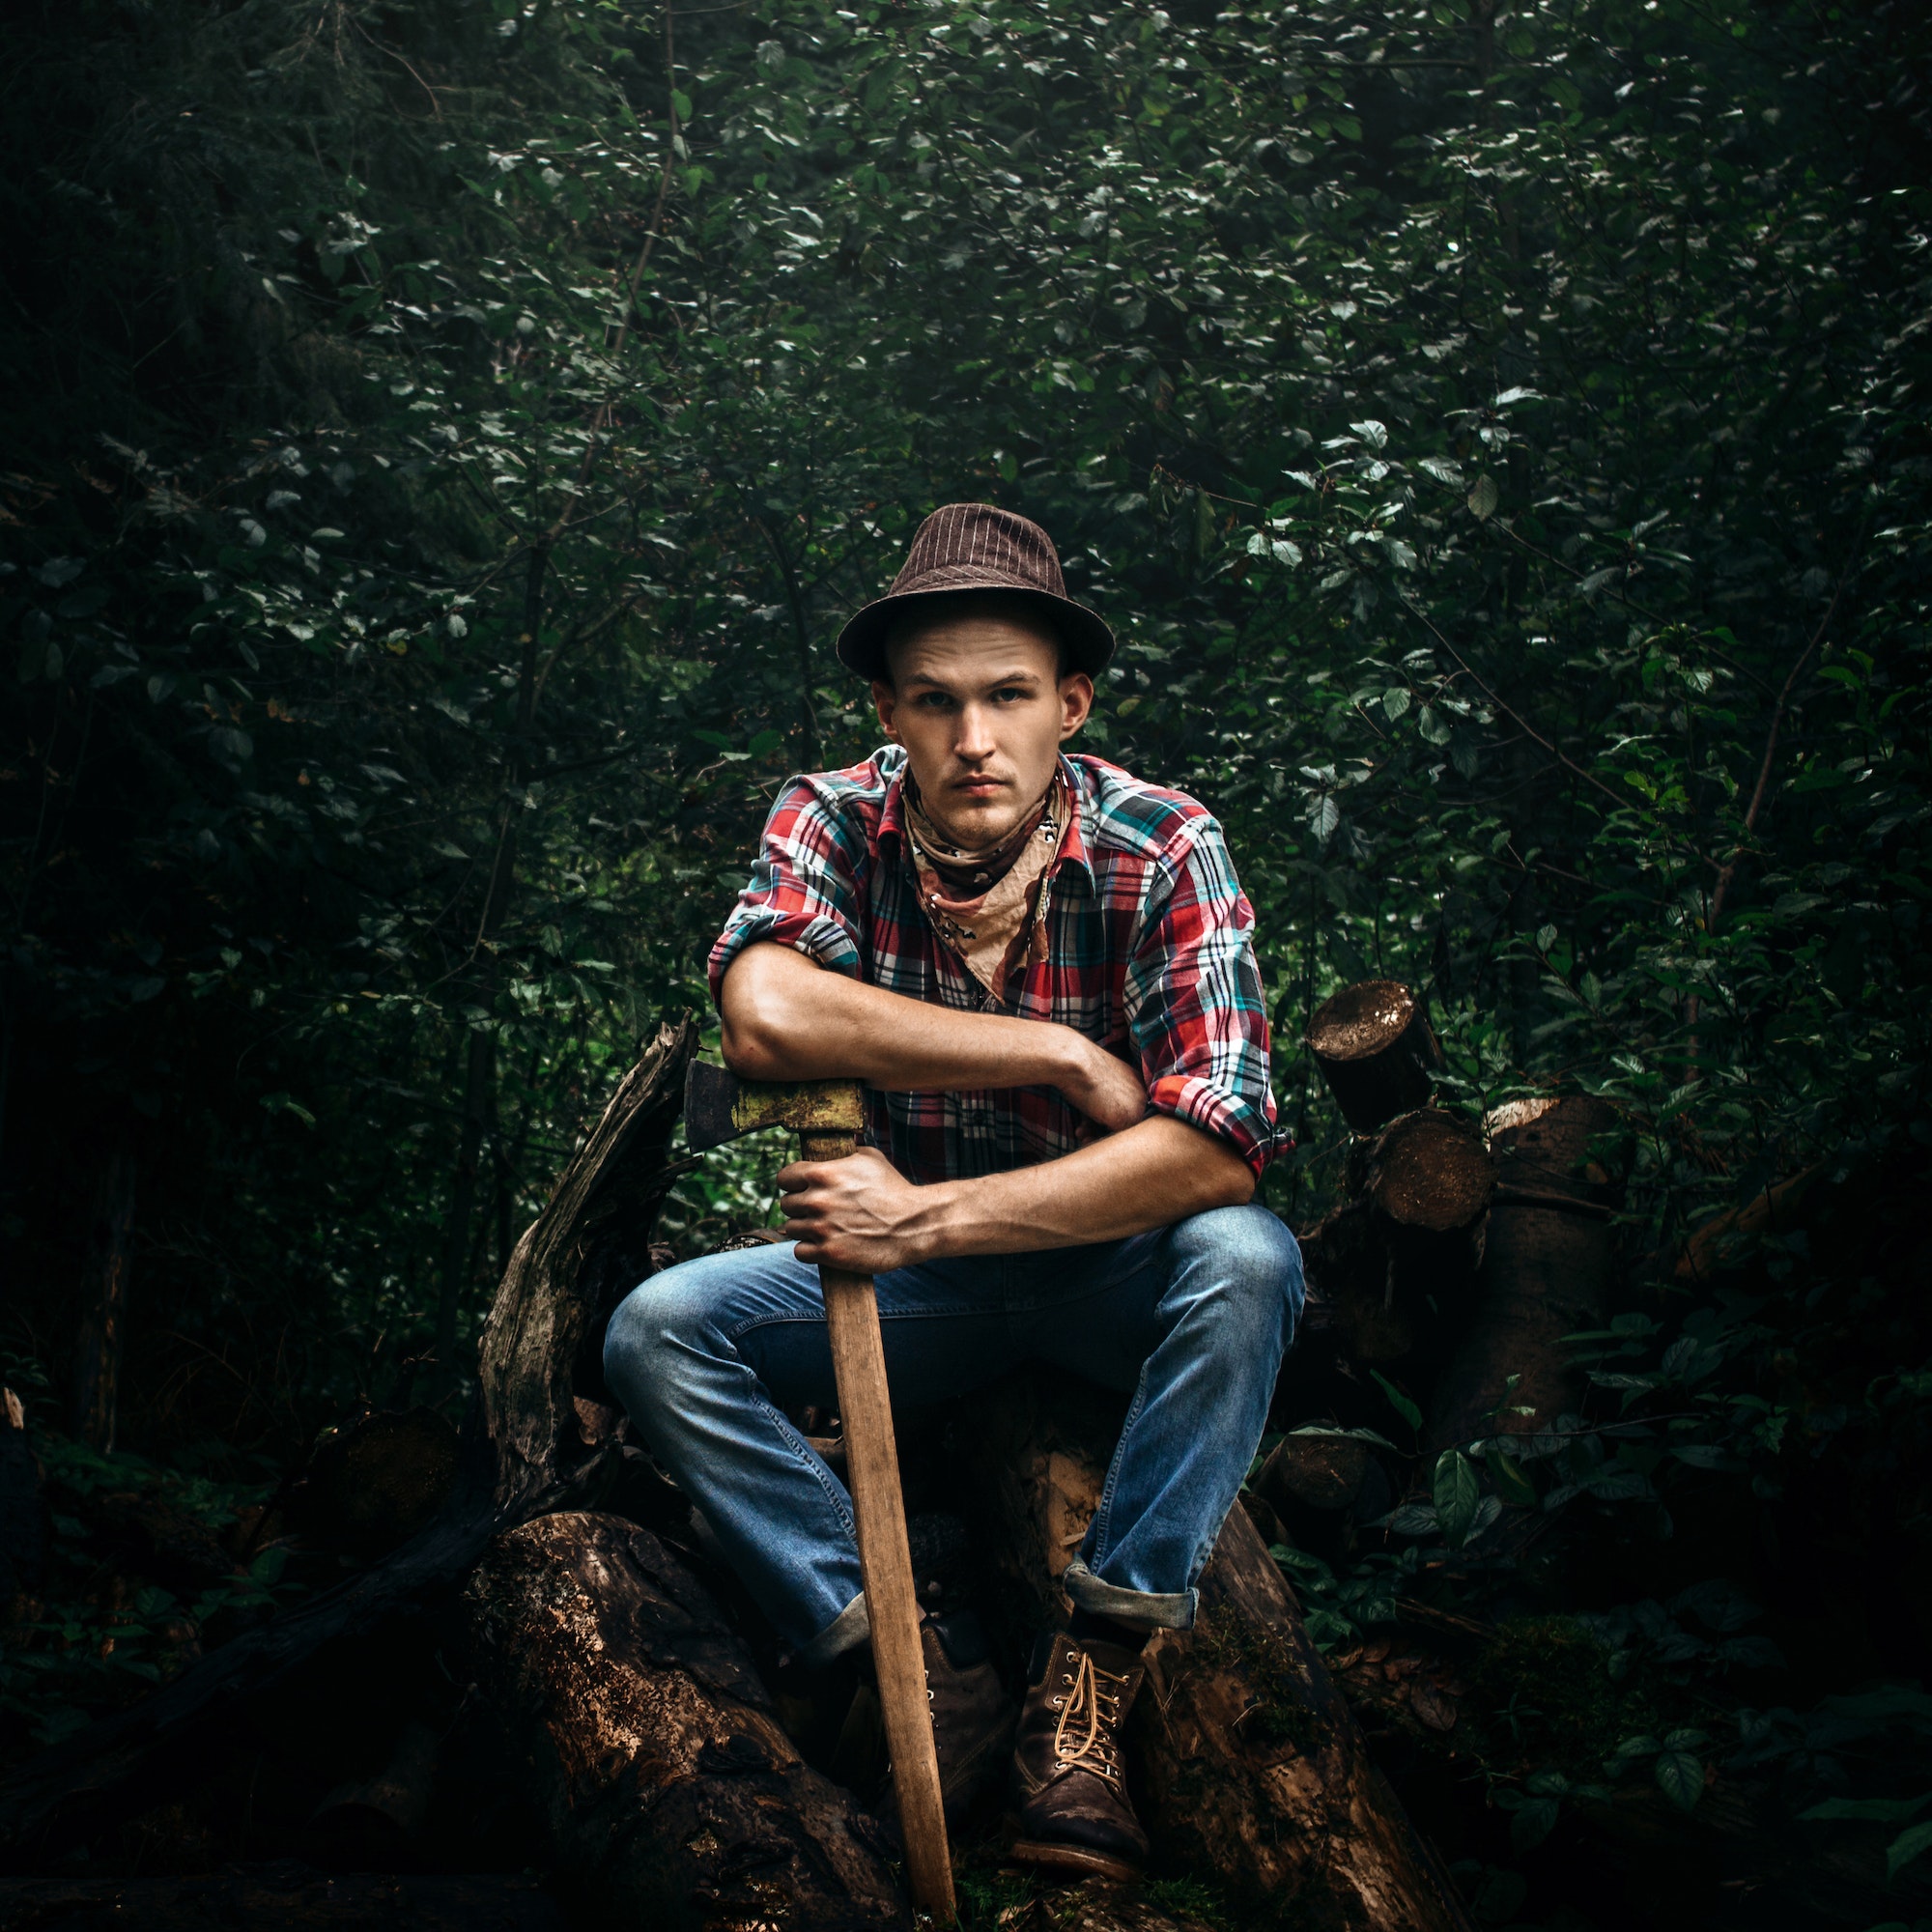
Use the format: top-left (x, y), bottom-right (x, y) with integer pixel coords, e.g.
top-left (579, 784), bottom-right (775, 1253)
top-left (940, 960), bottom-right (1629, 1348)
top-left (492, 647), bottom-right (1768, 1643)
top-left (833, 500), bottom-right (1115, 680)
top-left (890, 503), bottom-right (1066, 601)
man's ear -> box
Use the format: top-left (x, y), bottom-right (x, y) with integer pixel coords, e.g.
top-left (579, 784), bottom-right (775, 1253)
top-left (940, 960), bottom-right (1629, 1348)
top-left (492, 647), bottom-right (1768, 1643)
top-left (872, 678), bottom-right (898, 741)
top-left (1057, 672), bottom-right (1094, 742)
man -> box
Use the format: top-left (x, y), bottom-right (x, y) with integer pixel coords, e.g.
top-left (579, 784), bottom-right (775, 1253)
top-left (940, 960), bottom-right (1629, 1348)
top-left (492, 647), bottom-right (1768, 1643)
top-left (605, 503), bottom-right (1302, 1880)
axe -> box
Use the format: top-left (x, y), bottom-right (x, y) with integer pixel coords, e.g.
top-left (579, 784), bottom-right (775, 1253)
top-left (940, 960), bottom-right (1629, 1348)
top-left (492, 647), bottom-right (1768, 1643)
top-left (685, 1061), bottom-right (955, 1921)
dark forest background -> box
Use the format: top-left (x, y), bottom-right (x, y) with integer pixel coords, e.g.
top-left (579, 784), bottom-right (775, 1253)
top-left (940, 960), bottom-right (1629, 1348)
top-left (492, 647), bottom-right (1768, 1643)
top-left (2, 0), bottom-right (1930, 1920)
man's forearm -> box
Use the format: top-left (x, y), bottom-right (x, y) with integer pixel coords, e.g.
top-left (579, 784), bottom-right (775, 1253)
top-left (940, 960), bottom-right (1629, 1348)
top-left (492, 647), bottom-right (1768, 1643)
top-left (905, 1116), bottom-right (1255, 1256)
top-left (722, 940), bottom-right (1086, 1094)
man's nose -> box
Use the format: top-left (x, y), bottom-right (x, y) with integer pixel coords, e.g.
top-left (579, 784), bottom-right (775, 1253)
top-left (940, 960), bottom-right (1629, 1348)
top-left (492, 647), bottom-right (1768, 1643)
top-left (953, 702), bottom-right (998, 761)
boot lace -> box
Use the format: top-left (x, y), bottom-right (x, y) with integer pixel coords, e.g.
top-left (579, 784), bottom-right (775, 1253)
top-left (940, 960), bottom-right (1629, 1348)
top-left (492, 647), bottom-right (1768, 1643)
top-left (1049, 1647), bottom-right (1130, 1790)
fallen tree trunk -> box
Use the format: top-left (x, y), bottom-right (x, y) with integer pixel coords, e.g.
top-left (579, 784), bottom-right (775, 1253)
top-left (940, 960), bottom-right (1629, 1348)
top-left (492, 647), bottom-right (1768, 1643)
top-left (952, 1370), bottom-right (1472, 1931)
top-left (0, 1017), bottom-right (698, 1857)
top-left (462, 1512), bottom-right (902, 1930)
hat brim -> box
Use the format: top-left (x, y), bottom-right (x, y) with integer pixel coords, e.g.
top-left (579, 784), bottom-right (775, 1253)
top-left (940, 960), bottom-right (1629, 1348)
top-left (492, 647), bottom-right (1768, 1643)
top-left (835, 582), bottom-right (1115, 683)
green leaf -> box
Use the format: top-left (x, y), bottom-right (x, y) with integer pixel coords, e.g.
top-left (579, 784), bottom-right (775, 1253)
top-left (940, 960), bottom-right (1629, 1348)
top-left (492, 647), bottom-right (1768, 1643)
top-left (1801, 1794), bottom-right (1932, 1824)
top-left (1433, 1448), bottom-right (1481, 1547)
top-left (1372, 1371), bottom-right (1421, 1432)
top-left (1654, 1750), bottom-right (1704, 1812)
top-left (1889, 1820), bottom-right (1932, 1879)
top-left (1467, 474), bottom-right (1498, 521)
top-left (1510, 1796), bottom-right (1560, 1853)
top-left (1490, 1448), bottom-right (1539, 1507)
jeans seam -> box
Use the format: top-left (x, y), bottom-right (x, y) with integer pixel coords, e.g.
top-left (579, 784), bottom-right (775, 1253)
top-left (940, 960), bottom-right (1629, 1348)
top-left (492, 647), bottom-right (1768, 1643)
top-left (1085, 1360), bottom-right (1151, 1569)
top-left (755, 1394), bottom-right (858, 1540)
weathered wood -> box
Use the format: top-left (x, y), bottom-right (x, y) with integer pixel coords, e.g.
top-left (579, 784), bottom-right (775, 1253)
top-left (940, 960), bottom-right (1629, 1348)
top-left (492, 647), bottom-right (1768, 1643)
top-left (461, 1511), bottom-right (904, 1931)
top-left (952, 1370), bottom-right (1472, 1932)
top-left (822, 1264), bottom-right (954, 1920)
top-left (1426, 1095), bottom-right (1628, 1454)
top-left (0, 1017), bottom-right (698, 1855)
top-left (1305, 981), bottom-right (1443, 1135)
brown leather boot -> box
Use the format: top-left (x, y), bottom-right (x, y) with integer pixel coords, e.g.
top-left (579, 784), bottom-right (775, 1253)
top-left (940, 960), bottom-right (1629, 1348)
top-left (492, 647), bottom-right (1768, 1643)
top-left (923, 1611), bottom-right (1017, 1826)
top-left (1009, 1630), bottom-right (1151, 1881)
top-left (875, 1611), bottom-right (1016, 1833)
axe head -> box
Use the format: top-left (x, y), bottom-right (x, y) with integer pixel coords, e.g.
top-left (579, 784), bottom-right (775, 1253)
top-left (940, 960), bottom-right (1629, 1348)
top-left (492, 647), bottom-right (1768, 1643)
top-left (684, 1061), bottom-right (865, 1154)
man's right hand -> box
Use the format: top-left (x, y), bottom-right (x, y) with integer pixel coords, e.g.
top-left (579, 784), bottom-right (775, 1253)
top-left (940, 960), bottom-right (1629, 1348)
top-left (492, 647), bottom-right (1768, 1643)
top-left (1057, 1032), bottom-right (1149, 1135)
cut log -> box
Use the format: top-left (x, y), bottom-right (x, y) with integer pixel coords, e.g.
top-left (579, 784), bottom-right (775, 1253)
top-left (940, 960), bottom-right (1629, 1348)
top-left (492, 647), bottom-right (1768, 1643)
top-left (1306, 981), bottom-right (1443, 1135)
top-left (1297, 1109), bottom-right (1493, 1373)
top-left (952, 1370), bottom-right (1472, 1930)
top-left (1425, 1095), bottom-right (1629, 1455)
top-left (461, 1511), bottom-right (903, 1930)
top-left (0, 1017), bottom-right (698, 1855)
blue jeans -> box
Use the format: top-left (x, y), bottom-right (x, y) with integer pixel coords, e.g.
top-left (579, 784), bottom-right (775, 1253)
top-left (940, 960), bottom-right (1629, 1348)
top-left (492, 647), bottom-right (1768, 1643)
top-left (603, 1205), bottom-right (1302, 1662)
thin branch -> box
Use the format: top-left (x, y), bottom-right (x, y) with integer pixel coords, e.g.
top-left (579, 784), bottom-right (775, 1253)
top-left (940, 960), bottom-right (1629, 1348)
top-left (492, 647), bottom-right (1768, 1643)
top-left (1399, 597), bottom-right (1629, 811)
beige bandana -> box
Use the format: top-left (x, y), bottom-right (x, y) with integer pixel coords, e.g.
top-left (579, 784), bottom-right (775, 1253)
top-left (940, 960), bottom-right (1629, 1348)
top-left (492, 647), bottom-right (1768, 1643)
top-left (905, 772), bottom-right (1069, 999)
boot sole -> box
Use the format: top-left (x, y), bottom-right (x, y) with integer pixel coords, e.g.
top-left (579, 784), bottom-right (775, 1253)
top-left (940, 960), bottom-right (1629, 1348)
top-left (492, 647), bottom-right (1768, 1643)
top-left (1007, 1839), bottom-right (1144, 1884)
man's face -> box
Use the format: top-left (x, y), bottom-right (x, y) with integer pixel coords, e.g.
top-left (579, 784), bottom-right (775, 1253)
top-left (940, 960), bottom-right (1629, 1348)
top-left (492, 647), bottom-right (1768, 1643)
top-left (873, 608), bottom-right (1094, 847)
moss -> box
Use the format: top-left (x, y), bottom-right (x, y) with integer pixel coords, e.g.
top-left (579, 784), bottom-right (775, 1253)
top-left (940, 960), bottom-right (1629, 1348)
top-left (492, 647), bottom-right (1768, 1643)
top-left (1191, 1608), bottom-right (1325, 1753)
top-left (1145, 1875), bottom-right (1234, 1929)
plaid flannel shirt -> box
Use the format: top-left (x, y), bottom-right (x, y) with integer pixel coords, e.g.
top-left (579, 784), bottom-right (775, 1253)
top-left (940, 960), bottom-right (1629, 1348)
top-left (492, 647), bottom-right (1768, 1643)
top-left (708, 747), bottom-right (1279, 1184)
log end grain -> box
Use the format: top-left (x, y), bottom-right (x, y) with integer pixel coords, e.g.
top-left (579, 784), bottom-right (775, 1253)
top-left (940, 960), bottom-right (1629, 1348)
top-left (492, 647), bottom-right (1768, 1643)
top-left (1369, 1111), bottom-right (1495, 1234)
top-left (1306, 981), bottom-right (1444, 1136)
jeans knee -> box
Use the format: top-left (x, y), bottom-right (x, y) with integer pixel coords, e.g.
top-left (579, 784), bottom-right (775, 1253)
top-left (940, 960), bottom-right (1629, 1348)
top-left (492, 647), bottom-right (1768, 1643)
top-left (1172, 1204), bottom-right (1304, 1341)
top-left (603, 1269), bottom-right (707, 1405)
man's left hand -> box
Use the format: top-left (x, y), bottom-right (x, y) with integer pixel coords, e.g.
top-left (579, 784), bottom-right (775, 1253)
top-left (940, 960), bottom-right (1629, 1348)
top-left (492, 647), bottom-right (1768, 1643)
top-left (779, 1145), bottom-right (932, 1275)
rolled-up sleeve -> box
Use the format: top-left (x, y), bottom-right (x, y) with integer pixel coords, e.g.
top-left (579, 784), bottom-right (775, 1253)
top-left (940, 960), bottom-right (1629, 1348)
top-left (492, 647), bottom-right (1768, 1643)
top-left (1124, 820), bottom-right (1280, 1177)
top-left (708, 780), bottom-right (867, 1005)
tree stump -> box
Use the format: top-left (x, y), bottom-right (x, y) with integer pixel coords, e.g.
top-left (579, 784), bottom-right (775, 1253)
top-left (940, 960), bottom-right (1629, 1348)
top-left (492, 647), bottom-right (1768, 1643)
top-left (1304, 982), bottom-right (1443, 1136)
top-left (952, 1371), bottom-right (1471, 1931)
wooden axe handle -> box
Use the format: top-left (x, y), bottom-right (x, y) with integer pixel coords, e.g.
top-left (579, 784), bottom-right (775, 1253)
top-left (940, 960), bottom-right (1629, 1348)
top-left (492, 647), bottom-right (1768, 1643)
top-left (804, 1134), bottom-right (954, 1920)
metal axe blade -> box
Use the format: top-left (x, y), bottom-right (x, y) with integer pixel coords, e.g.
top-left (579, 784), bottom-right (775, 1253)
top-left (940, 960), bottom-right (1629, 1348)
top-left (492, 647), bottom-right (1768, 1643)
top-left (682, 1061), bottom-right (866, 1154)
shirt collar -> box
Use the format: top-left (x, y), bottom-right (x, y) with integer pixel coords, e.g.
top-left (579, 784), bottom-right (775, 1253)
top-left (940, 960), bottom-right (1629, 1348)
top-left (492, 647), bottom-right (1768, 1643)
top-left (877, 752), bottom-right (1093, 886)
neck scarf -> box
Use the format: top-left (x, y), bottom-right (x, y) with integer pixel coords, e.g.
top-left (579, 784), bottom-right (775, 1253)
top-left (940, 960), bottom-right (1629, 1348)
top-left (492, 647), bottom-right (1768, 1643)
top-left (904, 770), bottom-right (1069, 1000)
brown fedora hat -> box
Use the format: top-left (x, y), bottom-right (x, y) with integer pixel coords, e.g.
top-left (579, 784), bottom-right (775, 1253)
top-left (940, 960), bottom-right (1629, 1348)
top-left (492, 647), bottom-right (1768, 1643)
top-left (835, 502), bottom-right (1115, 681)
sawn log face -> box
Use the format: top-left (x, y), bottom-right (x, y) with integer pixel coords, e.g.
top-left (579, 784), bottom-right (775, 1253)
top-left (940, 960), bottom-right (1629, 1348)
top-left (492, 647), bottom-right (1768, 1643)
top-left (461, 1511), bottom-right (905, 1932)
top-left (952, 1370), bottom-right (1471, 1932)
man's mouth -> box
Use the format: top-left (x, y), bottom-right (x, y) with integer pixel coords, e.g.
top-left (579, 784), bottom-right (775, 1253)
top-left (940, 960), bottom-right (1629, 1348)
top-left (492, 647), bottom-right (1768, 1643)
top-left (952, 776), bottom-right (1005, 797)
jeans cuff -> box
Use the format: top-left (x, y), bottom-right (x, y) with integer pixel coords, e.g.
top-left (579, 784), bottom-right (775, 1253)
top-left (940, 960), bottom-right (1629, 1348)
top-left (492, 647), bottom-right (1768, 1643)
top-left (1062, 1558), bottom-right (1197, 1632)
top-left (798, 1590), bottom-right (870, 1666)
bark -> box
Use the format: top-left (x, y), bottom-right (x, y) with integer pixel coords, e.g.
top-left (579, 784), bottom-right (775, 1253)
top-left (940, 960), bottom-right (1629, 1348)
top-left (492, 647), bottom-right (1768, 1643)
top-left (71, 1148), bottom-right (136, 1452)
top-left (1426, 1095), bottom-right (1629, 1454)
top-left (952, 1370), bottom-right (1472, 1932)
top-left (0, 1017), bottom-right (697, 1855)
top-left (1304, 981), bottom-right (1442, 1135)
top-left (461, 1512), bottom-right (902, 1930)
